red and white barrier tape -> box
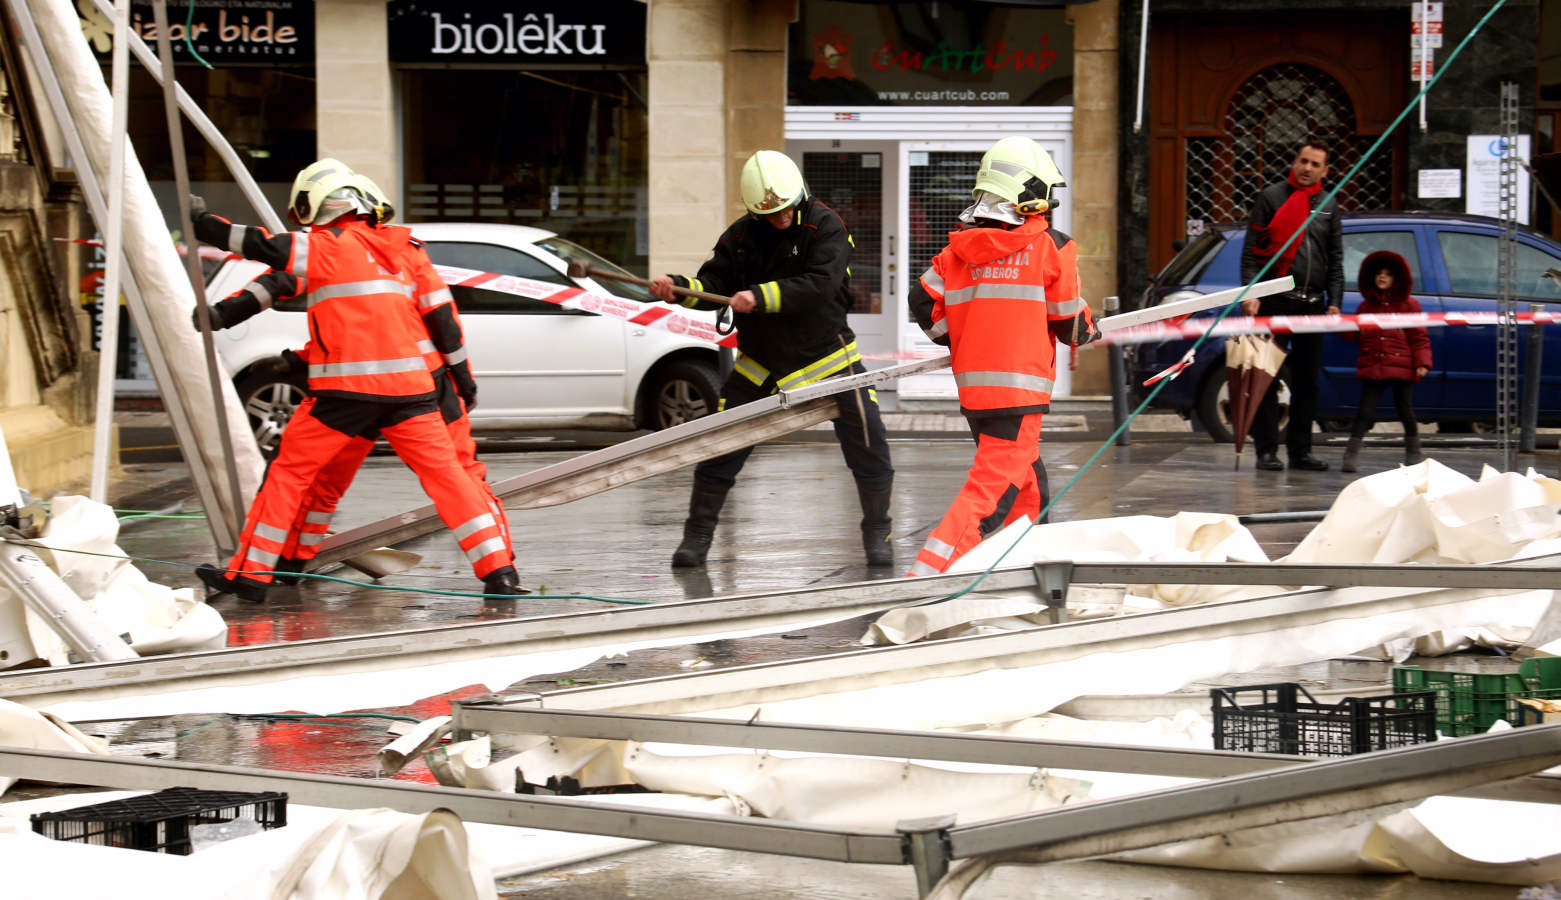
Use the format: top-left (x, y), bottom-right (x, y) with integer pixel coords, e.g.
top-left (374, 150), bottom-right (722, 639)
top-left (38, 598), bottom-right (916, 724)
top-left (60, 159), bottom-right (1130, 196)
top-left (432, 264), bottom-right (738, 348)
top-left (1102, 310), bottom-right (1561, 346)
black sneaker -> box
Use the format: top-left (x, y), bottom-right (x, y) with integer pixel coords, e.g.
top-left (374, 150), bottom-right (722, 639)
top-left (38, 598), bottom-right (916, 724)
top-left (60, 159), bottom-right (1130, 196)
top-left (1289, 454), bottom-right (1330, 471)
top-left (1255, 452), bottom-right (1284, 471)
top-left (195, 564), bottom-right (270, 603)
top-left (481, 566), bottom-right (531, 597)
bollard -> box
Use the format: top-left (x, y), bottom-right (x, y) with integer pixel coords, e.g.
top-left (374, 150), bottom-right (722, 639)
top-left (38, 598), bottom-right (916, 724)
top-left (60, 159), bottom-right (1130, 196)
top-left (1520, 302), bottom-right (1544, 453)
top-left (1104, 295), bottom-right (1132, 446)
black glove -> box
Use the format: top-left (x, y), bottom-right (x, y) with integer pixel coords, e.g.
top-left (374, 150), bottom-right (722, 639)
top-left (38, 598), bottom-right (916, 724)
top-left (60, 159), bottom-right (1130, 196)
top-left (450, 362), bottom-right (478, 411)
top-left (191, 303), bottom-right (227, 332)
top-left (189, 194), bottom-right (207, 217)
top-left (252, 350), bottom-right (304, 378)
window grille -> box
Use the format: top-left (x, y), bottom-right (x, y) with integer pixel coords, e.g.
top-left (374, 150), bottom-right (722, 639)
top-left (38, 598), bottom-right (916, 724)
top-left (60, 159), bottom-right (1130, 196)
top-left (906, 151), bottom-right (984, 320)
top-left (1184, 63), bottom-right (1392, 232)
top-left (803, 152), bottom-right (883, 315)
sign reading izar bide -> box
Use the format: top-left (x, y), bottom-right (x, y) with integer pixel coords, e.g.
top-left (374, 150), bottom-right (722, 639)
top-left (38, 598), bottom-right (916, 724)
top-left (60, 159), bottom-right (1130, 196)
top-left (387, 0), bottom-right (645, 65)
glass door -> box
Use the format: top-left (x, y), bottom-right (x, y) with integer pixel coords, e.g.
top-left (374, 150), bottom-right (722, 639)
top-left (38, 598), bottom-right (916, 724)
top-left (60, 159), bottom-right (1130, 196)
top-left (791, 141), bottom-right (898, 366)
top-left (896, 140), bottom-right (1074, 400)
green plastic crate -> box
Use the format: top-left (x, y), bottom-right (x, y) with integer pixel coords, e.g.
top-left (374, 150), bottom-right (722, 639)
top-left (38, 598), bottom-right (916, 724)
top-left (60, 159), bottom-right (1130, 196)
top-left (1392, 657), bottom-right (1561, 736)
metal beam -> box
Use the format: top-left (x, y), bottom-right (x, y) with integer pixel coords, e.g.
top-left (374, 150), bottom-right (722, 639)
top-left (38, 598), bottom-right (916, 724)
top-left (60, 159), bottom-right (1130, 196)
top-left (451, 706), bottom-right (1561, 806)
top-left (9, 0), bottom-right (238, 548)
top-left (944, 724), bottom-right (1561, 862)
top-left (0, 747), bottom-right (907, 865)
top-left (486, 553), bottom-right (1561, 718)
top-left (87, 0), bottom-right (286, 233)
top-left (0, 567), bottom-right (1035, 709)
top-left (314, 356), bottom-right (951, 566)
top-left (1066, 561), bottom-right (1561, 590)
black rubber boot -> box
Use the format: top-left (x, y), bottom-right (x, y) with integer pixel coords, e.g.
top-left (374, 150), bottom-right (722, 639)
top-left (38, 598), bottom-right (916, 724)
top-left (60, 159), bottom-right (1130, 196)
top-left (671, 480), bottom-right (730, 568)
top-left (1404, 432), bottom-right (1424, 466)
top-left (1340, 436), bottom-right (1363, 473)
top-left (195, 564), bottom-right (270, 603)
top-left (273, 557), bottom-right (306, 586)
top-left (856, 478), bottom-right (894, 567)
top-left (481, 565), bottom-right (531, 596)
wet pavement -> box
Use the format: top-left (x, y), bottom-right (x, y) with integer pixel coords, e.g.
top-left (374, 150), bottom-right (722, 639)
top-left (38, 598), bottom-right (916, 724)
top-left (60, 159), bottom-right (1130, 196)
top-left (46, 425), bottom-right (1561, 896)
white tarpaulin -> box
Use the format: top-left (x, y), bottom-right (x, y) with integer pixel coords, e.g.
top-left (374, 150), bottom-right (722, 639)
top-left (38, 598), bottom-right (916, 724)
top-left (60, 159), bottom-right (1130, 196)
top-left (5, 496), bottom-right (225, 666)
top-left (0, 790), bottom-right (737, 896)
top-left (26, 0), bottom-right (264, 528)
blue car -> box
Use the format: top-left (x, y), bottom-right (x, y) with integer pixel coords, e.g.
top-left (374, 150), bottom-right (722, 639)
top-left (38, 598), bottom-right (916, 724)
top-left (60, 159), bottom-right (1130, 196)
top-left (1128, 212), bottom-right (1561, 441)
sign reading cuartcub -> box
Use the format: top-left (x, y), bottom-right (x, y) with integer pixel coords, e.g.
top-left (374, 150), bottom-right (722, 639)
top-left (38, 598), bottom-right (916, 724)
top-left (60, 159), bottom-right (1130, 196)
top-left (388, 0), bottom-right (645, 66)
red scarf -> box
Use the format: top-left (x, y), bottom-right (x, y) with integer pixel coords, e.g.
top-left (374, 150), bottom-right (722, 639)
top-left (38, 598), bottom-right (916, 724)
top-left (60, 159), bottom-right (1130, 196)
top-left (1254, 171), bottom-right (1322, 276)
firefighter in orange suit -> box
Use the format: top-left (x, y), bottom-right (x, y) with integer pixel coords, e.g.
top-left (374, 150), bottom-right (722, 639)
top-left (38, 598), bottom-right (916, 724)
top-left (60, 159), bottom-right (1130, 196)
top-left (196, 171), bottom-right (515, 585)
top-left (907, 137), bottom-right (1099, 577)
top-left (191, 159), bottom-right (524, 601)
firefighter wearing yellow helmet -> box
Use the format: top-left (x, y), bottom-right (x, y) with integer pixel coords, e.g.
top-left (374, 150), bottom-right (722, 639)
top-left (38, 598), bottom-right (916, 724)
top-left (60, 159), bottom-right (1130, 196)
top-left (649, 149), bottom-right (896, 569)
top-left (907, 136), bottom-right (1099, 577)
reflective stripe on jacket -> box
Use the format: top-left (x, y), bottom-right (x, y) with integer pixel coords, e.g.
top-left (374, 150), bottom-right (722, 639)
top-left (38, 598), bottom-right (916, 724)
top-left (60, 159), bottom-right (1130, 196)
top-left (916, 217), bottom-right (1087, 415)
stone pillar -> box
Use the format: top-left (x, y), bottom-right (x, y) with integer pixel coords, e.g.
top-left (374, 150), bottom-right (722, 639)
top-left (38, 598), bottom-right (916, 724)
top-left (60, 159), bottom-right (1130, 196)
top-left (647, 1), bottom-right (730, 278)
top-left (314, 0), bottom-right (398, 207)
top-left (723, 0), bottom-right (792, 224)
top-left (1067, 0), bottom-right (1119, 396)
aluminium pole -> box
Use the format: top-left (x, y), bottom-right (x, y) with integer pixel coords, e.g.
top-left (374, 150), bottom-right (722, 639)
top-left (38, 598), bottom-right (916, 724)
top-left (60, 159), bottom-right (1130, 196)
top-left (150, 0), bottom-right (243, 547)
top-left (87, 0), bottom-right (131, 503)
top-left (12, 0), bottom-right (236, 552)
top-left (87, 0), bottom-right (284, 233)
top-left (1521, 301), bottom-right (1544, 453)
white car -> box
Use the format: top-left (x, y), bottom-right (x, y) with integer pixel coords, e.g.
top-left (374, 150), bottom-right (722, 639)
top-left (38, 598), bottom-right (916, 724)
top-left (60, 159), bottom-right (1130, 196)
top-left (205, 223), bottom-right (725, 455)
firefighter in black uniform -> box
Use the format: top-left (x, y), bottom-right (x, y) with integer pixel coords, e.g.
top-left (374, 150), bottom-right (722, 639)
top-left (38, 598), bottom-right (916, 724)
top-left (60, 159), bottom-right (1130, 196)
top-left (649, 150), bottom-right (895, 568)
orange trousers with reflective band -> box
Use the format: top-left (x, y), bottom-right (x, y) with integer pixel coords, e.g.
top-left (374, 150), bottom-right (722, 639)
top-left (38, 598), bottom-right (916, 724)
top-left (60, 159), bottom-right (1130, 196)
top-left (910, 413), bottom-right (1045, 576)
top-left (225, 398), bottom-right (510, 583)
top-left (281, 409), bottom-right (512, 567)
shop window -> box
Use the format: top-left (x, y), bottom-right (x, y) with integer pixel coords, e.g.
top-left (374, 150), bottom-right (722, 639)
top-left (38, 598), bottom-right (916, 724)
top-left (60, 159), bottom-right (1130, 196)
top-left (401, 69), bottom-right (649, 276)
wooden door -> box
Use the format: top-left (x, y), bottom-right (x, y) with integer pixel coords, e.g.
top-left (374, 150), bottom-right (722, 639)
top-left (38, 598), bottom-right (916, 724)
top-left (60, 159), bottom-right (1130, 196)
top-left (1147, 12), bottom-right (1407, 271)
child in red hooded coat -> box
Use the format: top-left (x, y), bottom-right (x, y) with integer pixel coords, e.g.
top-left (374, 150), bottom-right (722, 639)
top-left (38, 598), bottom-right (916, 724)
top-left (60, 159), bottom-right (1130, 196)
top-left (1339, 250), bottom-right (1432, 472)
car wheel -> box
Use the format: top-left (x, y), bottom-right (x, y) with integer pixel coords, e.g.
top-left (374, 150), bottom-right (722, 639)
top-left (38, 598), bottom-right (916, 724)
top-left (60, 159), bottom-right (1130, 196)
top-left (236, 369), bottom-right (308, 459)
top-left (1195, 364), bottom-right (1290, 445)
top-left (642, 359), bottom-right (721, 430)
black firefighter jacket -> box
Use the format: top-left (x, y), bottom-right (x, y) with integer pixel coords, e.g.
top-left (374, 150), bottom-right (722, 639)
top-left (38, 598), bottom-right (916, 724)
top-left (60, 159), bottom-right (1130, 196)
top-left (670, 199), bottom-right (859, 390)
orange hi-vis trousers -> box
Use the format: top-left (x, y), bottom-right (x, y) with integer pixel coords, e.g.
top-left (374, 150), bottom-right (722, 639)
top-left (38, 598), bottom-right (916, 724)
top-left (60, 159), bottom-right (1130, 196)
top-left (910, 413), bottom-right (1047, 576)
top-left (282, 398), bottom-right (512, 567)
top-left (225, 396), bottom-right (511, 583)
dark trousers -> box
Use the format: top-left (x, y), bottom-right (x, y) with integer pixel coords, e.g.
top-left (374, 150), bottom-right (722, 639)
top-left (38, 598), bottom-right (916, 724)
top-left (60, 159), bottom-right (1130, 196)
top-left (1251, 329), bottom-right (1324, 459)
top-left (694, 362), bottom-right (893, 488)
top-left (1349, 379), bottom-right (1418, 440)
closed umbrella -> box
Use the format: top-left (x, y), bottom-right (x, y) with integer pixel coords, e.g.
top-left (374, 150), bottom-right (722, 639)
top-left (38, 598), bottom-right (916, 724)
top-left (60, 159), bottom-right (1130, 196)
top-left (1225, 334), bottom-right (1287, 470)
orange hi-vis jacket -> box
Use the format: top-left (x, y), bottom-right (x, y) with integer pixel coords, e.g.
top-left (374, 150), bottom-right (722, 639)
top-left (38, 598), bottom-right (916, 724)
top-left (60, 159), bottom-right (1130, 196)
top-left (911, 217), bottom-right (1093, 416)
top-left (196, 213), bottom-right (436, 402)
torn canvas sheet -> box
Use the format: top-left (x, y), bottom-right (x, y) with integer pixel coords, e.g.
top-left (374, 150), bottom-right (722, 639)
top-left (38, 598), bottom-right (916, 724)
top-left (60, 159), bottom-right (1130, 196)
top-left (14, 496), bottom-right (225, 665)
top-left (0, 697), bottom-right (108, 795)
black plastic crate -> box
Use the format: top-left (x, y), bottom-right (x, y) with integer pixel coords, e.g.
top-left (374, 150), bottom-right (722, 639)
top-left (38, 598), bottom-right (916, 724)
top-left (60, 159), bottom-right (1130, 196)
top-left (31, 787), bottom-right (287, 855)
top-left (1211, 682), bottom-right (1437, 757)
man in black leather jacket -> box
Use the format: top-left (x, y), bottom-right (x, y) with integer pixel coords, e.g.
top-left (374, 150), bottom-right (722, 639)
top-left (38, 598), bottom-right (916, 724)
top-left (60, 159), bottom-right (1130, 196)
top-left (1238, 139), bottom-right (1343, 471)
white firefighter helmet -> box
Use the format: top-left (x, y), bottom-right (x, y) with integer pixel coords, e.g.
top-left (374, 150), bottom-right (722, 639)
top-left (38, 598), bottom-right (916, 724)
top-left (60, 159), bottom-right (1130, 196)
top-left (972, 137), bottom-right (1066, 215)
top-left (351, 173), bottom-right (396, 224)
top-left (289, 158), bottom-right (371, 225)
top-left (740, 150), bottom-right (807, 215)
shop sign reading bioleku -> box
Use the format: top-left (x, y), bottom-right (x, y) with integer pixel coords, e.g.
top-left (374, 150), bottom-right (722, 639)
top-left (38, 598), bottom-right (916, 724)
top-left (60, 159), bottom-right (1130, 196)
top-left (387, 0), bottom-right (646, 67)
top-left (81, 0), bottom-right (313, 65)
